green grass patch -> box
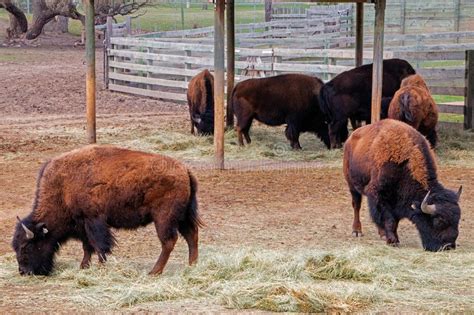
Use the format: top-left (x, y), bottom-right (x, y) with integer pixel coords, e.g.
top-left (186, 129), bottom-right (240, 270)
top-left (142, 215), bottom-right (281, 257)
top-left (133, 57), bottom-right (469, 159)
top-left (433, 95), bottom-right (464, 104)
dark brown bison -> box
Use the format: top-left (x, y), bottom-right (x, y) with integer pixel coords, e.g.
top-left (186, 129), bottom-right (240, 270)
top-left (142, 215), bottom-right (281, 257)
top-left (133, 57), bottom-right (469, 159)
top-left (319, 59), bottom-right (416, 148)
top-left (343, 119), bottom-right (462, 251)
top-left (231, 73), bottom-right (330, 149)
top-left (0, 0), bottom-right (28, 33)
top-left (187, 69), bottom-right (214, 135)
top-left (13, 145), bottom-right (202, 276)
top-left (388, 74), bottom-right (439, 147)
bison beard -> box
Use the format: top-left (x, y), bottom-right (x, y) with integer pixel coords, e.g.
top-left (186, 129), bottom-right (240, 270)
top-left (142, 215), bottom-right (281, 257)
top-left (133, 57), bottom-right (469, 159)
top-left (231, 73), bottom-right (330, 149)
top-left (12, 145), bottom-right (203, 276)
top-left (319, 58), bottom-right (416, 149)
top-left (343, 119), bottom-right (461, 251)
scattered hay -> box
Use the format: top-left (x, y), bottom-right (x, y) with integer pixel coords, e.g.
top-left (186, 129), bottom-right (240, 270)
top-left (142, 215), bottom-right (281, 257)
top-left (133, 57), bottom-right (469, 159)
top-left (1, 245), bottom-right (473, 312)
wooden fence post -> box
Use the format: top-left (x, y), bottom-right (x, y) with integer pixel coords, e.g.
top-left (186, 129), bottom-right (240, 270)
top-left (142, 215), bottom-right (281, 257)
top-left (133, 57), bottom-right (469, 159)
top-left (371, 0), bottom-right (386, 124)
top-left (355, 2), bottom-right (363, 67)
top-left (125, 16), bottom-right (132, 35)
top-left (105, 16), bottom-right (113, 89)
top-left (465, 50), bottom-right (474, 130)
top-left (214, 0), bottom-right (225, 170)
top-left (184, 50), bottom-right (191, 84)
top-left (85, 0), bottom-right (96, 144)
top-left (226, 0), bottom-right (235, 128)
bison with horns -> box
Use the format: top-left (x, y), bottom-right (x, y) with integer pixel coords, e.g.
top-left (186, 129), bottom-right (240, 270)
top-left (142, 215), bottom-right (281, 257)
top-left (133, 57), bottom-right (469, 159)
top-left (319, 58), bottom-right (416, 149)
top-left (187, 69), bottom-right (214, 135)
top-left (388, 74), bottom-right (439, 147)
top-left (230, 73), bottom-right (330, 149)
top-left (343, 119), bottom-right (462, 251)
top-left (13, 145), bottom-right (203, 275)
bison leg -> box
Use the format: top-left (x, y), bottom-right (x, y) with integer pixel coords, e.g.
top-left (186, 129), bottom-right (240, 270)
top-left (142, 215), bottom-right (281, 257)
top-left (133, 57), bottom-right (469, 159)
top-left (328, 120), bottom-right (348, 149)
top-left (383, 217), bottom-right (400, 246)
top-left (190, 115), bottom-right (195, 135)
top-left (426, 129), bottom-right (438, 148)
top-left (178, 225), bottom-right (199, 266)
top-left (80, 242), bottom-right (94, 269)
top-left (350, 190), bottom-right (363, 237)
top-left (84, 218), bottom-right (115, 263)
top-left (285, 124), bottom-right (302, 150)
top-left (150, 222), bottom-right (179, 275)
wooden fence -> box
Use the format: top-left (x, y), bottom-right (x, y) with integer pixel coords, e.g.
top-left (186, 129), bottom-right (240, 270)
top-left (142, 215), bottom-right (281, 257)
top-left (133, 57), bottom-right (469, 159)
top-left (106, 36), bottom-right (469, 128)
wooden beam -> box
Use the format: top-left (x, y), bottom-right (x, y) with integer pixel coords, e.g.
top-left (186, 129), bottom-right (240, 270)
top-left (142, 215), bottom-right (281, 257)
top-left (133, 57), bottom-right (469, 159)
top-left (355, 2), bottom-right (363, 67)
top-left (371, 0), bottom-right (385, 123)
top-left (465, 50), bottom-right (474, 130)
top-left (226, 0), bottom-right (235, 128)
top-left (85, 0), bottom-right (96, 143)
top-left (214, 0), bottom-right (225, 169)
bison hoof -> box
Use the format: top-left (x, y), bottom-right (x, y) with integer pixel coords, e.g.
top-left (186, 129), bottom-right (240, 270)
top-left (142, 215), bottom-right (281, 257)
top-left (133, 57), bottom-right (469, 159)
top-left (352, 231), bottom-right (363, 237)
top-left (80, 262), bottom-right (90, 269)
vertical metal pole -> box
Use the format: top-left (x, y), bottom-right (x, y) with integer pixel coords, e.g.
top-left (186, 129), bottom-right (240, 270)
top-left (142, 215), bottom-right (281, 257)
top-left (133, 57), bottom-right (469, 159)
top-left (85, 0), bottom-right (96, 143)
top-left (355, 3), bottom-right (363, 67)
top-left (226, 0), bottom-right (235, 128)
top-left (214, 0), bottom-right (225, 169)
top-left (371, 0), bottom-right (385, 124)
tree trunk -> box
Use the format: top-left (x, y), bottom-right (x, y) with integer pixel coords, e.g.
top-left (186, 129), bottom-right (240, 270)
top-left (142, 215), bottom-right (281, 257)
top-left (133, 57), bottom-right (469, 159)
top-left (7, 13), bottom-right (23, 38)
top-left (44, 16), bottom-right (69, 33)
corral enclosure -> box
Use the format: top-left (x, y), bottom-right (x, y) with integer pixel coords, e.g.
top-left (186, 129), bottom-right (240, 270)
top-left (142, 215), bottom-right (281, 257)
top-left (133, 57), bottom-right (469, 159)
top-left (103, 0), bottom-right (472, 128)
top-left (1, 0), bottom-right (474, 313)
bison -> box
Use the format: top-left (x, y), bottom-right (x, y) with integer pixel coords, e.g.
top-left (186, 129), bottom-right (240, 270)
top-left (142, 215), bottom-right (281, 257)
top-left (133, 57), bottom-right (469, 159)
top-left (343, 119), bottom-right (462, 251)
top-left (12, 145), bottom-right (203, 276)
top-left (231, 73), bottom-right (330, 149)
top-left (319, 59), bottom-right (416, 149)
top-left (388, 74), bottom-right (439, 147)
top-left (187, 69), bottom-right (214, 135)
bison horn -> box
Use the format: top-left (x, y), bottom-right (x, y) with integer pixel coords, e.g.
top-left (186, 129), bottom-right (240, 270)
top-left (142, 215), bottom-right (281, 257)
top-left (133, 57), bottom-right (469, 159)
top-left (192, 115), bottom-right (202, 124)
top-left (456, 186), bottom-right (463, 201)
top-left (420, 191), bottom-right (436, 215)
top-left (16, 216), bottom-right (34, 239)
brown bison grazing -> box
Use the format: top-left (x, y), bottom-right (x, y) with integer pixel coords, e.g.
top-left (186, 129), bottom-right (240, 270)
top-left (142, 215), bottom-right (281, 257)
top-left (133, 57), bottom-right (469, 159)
top-left (343, 119), bottom-right (462, 251)
top-left (319, 59), bottom-right (416, 149)
top-left (13, 145), bottom-right (202, 275)
top-left (187, 69), bottom-right (214, 135)
top-left (231, 74), bottom-right (330, 149)
top-left (388, 74), bottom-right (439, 147)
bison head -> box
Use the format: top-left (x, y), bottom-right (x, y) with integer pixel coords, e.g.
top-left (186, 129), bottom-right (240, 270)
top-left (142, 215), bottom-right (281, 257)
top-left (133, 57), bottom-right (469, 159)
top-left (192, 109), bottom-right (214, 135)
top-left (12, 216), bottom-right (57, 275)
top-left (411, 187), bottom-right (462, 251)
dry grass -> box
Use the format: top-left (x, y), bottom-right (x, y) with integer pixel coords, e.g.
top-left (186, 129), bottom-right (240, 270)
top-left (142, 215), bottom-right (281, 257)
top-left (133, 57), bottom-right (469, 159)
top-left (1, 245), bottom-right (473, 312)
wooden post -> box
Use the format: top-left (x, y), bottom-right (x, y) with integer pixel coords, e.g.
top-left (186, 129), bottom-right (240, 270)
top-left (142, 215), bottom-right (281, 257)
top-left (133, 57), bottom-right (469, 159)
top-left (184, 50), bottom-right (191, 84)
top-left (371, 0), bottom-right (386, 124)
top-left (226, 0), bottom-right (235, 128)
top-left (85, 0), bottom-right (96, 143)
top-left (454, 0), bottom-right (461, 43)
top-left (214, 0), bottom-right (225, 169)
top-left (400, 0), bottom-right (406, 45)
top-left (125, 16), bottom-right (132, 35)
top-left (265, 0), bottom-right (272, 22)
top-left (355, 2), bottom-right (363, 67)
top-left (104, 16), bottom-right (113, 89)
top-left (464, 50), bottom-right (474, 130)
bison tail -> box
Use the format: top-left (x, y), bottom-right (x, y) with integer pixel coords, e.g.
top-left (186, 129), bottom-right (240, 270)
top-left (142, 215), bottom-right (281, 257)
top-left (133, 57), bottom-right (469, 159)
top-left (319, 84), bottom-right (334, 122)
top-left (179, 171), bottom-right (204, 236)
top-left (399, 92), bottom-right (414, 123)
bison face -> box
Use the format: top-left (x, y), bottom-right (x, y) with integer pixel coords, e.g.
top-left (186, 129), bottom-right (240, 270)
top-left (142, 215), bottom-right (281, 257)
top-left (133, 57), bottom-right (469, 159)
top-left (192, 112), bottom-right (214, 135)
top-left (412, 188), bottom-right (462, 251)
top-left (12, 217), bottom-right (56, 276)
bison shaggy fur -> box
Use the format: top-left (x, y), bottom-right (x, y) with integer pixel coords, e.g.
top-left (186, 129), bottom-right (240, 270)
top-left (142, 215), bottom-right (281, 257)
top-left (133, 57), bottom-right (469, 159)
top-left (343, 119), bottom-right (461, 251)
top-left (13, 145), bottom-right (203, 276)
top-left (231, 73), bottom-right (330, 149)
top-left (319, 58), bottom-right (416, 149)
top-left (388, 74), bottom-right (439, 147)
top-left (187, 69), bottom-right (214, 135)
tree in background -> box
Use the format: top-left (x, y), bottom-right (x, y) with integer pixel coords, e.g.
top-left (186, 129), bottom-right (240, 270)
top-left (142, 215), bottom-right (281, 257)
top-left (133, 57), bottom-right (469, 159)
top-left (0, 0), bottom-right (28, 38)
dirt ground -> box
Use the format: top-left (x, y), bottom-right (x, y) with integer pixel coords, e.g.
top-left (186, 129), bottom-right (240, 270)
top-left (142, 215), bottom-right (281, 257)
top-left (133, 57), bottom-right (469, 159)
top-left (1, 41), bottom-right (474, 312)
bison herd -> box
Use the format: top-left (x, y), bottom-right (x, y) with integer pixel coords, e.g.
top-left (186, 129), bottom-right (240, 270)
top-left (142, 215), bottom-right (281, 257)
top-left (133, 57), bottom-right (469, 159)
top-left (13, 59), bottom-right (463, 277)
